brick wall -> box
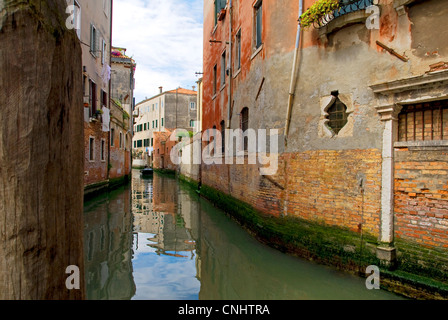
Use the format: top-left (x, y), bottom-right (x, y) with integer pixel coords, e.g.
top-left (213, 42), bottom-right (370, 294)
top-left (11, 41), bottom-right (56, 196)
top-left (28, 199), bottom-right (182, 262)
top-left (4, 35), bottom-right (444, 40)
top-left (394, 147), bottom-right (448, 249)
top-left (84, 120), bottom-right (109, 186)
top-left (201, 148), bottom-right (383, 236)
top-left (153, 130), bottom-right (177, 171)
top-left (283, 149), bottom-right (382, 236)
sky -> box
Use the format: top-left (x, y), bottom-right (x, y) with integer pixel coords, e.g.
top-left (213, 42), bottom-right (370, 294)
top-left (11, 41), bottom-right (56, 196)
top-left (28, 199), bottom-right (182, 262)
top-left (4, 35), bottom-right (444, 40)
top-left (112, 0), bottom-right (204, 104)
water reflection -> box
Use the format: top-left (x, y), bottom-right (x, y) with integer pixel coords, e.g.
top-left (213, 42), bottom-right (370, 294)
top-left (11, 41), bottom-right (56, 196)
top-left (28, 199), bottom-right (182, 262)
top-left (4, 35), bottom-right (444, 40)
top-left (130, 171), bottom-right (200, 300)
top-left (83, 170), bottom-right (404, 300)
top-left (83, 186), bottom-right (135, 300)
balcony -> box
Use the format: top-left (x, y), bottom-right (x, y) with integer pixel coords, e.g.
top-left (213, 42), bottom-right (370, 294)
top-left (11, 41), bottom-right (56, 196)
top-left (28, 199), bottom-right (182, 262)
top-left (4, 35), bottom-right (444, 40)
top-left (306, 0), bottom-right (377, 43)
top-left (299, 0), bottom-right (378, 29)
top-left (314, 0), bottom-right (375, 28)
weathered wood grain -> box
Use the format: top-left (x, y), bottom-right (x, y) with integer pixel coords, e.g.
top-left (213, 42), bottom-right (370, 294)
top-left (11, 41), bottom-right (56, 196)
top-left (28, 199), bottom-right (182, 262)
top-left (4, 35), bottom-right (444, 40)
top-left (0, 0), bottom-right (85, 300)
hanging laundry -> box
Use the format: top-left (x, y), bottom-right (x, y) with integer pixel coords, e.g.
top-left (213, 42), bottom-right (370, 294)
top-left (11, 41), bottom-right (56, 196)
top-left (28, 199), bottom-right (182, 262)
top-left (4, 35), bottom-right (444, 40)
top-left (102, 107), bottom-right (110, 132)
top-left (101, 64), bottom-right (111, 85)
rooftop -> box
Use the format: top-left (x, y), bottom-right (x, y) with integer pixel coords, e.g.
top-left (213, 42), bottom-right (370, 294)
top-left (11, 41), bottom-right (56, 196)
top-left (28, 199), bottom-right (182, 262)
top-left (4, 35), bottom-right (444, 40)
top-left (136, 88), bottom-right (197, 106)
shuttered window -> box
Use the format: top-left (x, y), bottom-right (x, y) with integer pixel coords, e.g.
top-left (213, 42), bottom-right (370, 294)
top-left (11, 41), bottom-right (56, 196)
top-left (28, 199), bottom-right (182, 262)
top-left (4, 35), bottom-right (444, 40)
top-left (90, 24), bottom-right (97, 56)
top-left (214, 0), bottom-right (227, 26)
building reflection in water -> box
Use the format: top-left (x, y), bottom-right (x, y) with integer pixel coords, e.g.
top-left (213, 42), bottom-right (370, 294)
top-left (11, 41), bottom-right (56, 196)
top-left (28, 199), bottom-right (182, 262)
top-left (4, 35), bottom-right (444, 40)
top-left (83, 185), bottom-right (136, 300)
top-left (131, 171), bottom-right (201, 300)
top-left (84, 170), bottom-right (403, 300)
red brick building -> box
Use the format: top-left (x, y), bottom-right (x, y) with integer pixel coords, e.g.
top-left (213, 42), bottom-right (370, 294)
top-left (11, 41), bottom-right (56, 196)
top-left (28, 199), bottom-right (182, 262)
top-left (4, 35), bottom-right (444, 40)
top-left (81, 0), bottom-right (112, 196)
top-left (152, 129), bottom-right (178, 172)
top-left (201, 0), bottom-right (448, 283)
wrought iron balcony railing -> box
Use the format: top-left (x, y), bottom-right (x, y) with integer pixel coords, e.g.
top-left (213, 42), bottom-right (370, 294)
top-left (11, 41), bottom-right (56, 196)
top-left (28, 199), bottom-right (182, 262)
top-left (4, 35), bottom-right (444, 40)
top-left (315, 0), bottom-right (375, 29)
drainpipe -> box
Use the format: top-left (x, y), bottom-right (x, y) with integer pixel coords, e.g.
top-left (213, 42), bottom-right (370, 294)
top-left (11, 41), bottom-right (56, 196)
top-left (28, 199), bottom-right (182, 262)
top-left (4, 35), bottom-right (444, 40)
top-left (284, 0), bottom-right (303, 144)
top-left (107, 0), bottom-right (114, 181)
top-left (227, 0), bottom-right (233, 129)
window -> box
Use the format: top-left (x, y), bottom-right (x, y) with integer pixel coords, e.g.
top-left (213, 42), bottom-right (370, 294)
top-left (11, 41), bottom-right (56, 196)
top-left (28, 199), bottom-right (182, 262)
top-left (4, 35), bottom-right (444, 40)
top-left (235, 29), bottom-right (242, 71)
top-left (190, 102), bottom-right (196, 110)
top-left (101, 139), bottom-right (106, 161)
top-left (119, 132), bottom-right (123, 149)
top-left (89, 80), bottom-right (97, 116)
top-left (241, 107), bottom-right (249, 151)
top-left (190, 120), bottom-right (195, 128)
top-left (151, 138), bottom-right (154, 147)
top-left (220, 120), bottom-right (225, 154)
top-left (144, 123), bottom-right (147, 131)
top-left (214, 0), bottom-right (227, 26)
top-left (144, 139), bottom-right (150, 147)
top-left (89, 137), bottom-right (95, 161)
top-left (254, 0), bottom-right (263, 50)
top-left (161, 118), bottom-right (164, 127)
top-left (111, 128), bottom-right (115, 146)
top-left (82, 74), bottom-right (87, 97)
top-left (73, 1), bottom-right (81, 39)
top-left (398, 100), bottom-right (448, 142)
top-left (155, 120), bottom-right (158, 128)
top-left (221, 51), bottom-right (226, 87)
top-left (100, 89), bottom-right (107, 109)
top-left (137, 140), bottom-right (143, 148)
top-left (101, 39), bottom-right (107, 65)
top-left (90, 24), bottom-right (97, 57)
top-left (103, 0), bottom-right (109, 17)
top-left (212, 125), bottom-right (217, 156)
top-left (213, 64), bottom-right (218, 96)
top-left (327, 96), bottom-right (348, 135)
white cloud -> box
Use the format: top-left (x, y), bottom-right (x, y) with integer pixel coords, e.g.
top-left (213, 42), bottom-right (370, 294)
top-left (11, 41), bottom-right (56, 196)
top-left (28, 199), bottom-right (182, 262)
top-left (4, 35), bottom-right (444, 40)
top-left (112, 0), bottom-right (203, 103)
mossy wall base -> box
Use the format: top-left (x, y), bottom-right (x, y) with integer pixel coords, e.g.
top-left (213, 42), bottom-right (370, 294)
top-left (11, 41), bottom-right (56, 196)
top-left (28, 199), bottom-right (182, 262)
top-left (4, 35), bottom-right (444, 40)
top-left (196, 182), bottom-right (448, 299)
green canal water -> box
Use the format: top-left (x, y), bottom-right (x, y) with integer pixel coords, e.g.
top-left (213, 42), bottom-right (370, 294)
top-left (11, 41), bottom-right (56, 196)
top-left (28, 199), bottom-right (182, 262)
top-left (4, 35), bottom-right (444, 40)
top-left (83, 170), bottom-right (405, 300)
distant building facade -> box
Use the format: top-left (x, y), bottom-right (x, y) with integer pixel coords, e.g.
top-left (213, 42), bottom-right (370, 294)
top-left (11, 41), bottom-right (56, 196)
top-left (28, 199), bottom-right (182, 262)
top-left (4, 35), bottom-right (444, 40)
top-left (133, 88), bottom-right (197, 166)
top-left (109, 47), bottom-right (136, 185)
top-left (70, 0), bottom-right (136, 196)
top-left (74, 0), bottom-right (113, 195)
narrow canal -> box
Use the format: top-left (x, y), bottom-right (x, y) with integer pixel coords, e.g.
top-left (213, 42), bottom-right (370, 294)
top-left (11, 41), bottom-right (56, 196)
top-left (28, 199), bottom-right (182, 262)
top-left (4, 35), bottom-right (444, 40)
top-left (83, 170), bottom-right (404, 300)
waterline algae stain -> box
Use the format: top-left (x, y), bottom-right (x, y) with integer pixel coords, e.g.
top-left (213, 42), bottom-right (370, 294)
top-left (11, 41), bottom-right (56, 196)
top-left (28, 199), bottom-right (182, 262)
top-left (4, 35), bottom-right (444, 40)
top-left (83, 170), bottom-right (404, 300)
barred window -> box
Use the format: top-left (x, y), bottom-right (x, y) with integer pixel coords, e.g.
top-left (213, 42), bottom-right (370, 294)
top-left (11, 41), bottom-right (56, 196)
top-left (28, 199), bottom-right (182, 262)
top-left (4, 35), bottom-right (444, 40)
top-left (327, 97), bottom-right (348, 135)
top-left (398, 100), bottom-right (448, 142)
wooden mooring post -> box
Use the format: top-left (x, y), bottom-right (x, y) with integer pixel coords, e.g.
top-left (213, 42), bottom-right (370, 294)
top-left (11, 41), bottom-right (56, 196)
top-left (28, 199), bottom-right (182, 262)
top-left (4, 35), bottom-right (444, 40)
top-left (0, 0), bottom-right (85, 299)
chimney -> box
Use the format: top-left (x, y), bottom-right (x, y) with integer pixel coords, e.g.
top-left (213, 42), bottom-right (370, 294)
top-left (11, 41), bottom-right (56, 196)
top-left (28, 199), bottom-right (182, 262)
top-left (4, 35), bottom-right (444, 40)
top-left (192, 86), bottom-right (196, 91)
top-left (159, 86), bottom-right (163, 94)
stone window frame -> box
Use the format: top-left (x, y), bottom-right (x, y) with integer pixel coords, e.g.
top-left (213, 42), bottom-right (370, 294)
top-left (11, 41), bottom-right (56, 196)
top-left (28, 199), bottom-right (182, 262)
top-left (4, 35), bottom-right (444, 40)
top-left (370, 69), bottom-right (448, 261)
top-left (318, 93), bottom-right (355, 138)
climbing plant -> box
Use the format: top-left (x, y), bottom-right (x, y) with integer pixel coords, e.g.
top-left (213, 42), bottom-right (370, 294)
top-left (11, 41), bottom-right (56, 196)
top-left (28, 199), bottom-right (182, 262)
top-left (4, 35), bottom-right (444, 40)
top-left (299, 0), bottom-right (341, 28)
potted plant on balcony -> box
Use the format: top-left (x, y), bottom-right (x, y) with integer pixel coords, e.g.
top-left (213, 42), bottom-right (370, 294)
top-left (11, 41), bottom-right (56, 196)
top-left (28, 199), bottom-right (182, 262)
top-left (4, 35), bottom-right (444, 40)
top-left (299, 0), bottom-right (341, 28)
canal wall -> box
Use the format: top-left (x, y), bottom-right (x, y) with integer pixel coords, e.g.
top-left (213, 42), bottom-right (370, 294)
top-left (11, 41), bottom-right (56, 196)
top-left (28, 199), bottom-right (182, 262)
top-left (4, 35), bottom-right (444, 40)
top-left (193, 180), bottom-right (448, 300)
top-left (172, 139), bottom-right (448, 299)
top-left (84, 174), bottom-right (132, 201)
top-left (197, 0), bottom-right (448, 300)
